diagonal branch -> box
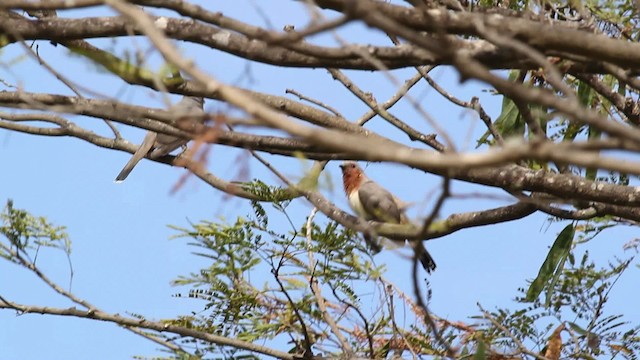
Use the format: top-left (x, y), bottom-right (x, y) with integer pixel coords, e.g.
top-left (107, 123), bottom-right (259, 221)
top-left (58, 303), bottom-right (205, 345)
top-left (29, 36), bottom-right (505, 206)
top-left (0, 299), bottom-right (298, 360)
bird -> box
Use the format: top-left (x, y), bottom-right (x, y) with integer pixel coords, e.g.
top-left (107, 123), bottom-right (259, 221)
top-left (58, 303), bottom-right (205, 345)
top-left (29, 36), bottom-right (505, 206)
top-left (339, 161), bottom-right (437, 273)
top-left (115, 96), bottom-right (205, 182)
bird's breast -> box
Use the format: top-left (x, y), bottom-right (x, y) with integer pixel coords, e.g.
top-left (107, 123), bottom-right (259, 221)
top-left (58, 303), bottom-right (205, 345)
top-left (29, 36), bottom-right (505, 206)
top-left (348, 191), bottom-right (370, 220)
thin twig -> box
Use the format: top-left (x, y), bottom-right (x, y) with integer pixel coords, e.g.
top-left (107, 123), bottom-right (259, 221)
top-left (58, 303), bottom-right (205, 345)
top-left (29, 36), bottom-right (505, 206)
top-left (271, 253), bottom-right (315, 357)
top-left (471, 96), bottom-right (503, 145)
top-left (412, 178), bottom-right (456, 358)
top-left (305, 208), bottom-right (354, 354)
top-left (384, 283), bottom-right (419, 359)
top-left (479, 304), bottom-right (551, 360)
top-left (328, 68), bottom-right (443, 150)
top-left (328, 282), bottom-right (375, 357)
top-left (286, 88), bottom-right (344, 118)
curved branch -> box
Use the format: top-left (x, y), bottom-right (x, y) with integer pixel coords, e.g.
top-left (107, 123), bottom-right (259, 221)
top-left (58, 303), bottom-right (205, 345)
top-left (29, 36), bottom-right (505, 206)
top-left (5, 91), bottom-right (640, 210)
top-left (0, 11), bottom-right (482, 70)
top-left (0, 6), bottom-right (618, 73)
top-left (573, 73), bottom-right (640, 125)
top-left (0, 300), bottom-right (299, 360)
top-left (316, 0), bottom-right (640, 71)
top-left (0, 114), bottom-right (285, 200)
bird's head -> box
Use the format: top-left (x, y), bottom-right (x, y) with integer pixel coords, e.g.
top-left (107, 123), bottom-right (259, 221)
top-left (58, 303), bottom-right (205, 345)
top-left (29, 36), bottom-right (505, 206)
top-left (339, 161), bottom-right (365, 195)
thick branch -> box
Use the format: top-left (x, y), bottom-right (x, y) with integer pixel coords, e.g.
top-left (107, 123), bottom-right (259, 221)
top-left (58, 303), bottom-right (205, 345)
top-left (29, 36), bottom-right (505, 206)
top-left (316, 0), bottom-right (640, 71)
top-left (0, 7), bottom-right (617, 73)
top-left (5, 91), bottom-right (640, 209)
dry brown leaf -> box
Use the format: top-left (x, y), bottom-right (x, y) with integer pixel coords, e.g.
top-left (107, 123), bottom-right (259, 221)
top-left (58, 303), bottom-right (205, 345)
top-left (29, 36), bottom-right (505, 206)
top-left (544, 323), bottom-right (565, 360)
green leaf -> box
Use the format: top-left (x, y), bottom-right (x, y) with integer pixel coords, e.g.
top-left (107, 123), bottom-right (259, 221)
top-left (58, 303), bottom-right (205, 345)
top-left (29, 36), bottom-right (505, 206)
top-left (284, 277), bottom-right (307, 289)
top-left (577, 79), bottom-right (596, 108)
top-left (525, 224), bottom-right (574, 302)
top-left (566, 321), bottom-right (588, 336)
top-left (1, 199), bottom-right (71, 254)
top-left (495, 98), bottom-right (523, 137)
top-left (562, 79), bottom-right (593, 143)
top-left (582, 78), bottom-right (602, 179)
top-left (585, 124), bottom-right (601, 180)
top-left (477, 71), bottom-right (523, 146)
top-left (473, 340), bottom-right (487, 360)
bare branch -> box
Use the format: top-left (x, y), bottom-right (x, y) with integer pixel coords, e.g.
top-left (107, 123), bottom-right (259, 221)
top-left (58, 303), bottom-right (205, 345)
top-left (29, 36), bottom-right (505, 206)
top-left (0, 299), bottom-right (298, 360)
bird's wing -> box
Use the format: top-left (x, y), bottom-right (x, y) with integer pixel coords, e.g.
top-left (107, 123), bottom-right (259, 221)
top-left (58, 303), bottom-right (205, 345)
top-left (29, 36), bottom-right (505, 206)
top-left (357, 180), bottom-right (402, 223)
top-left (114, 131), bottom-right (157, 182)
top-left (171, 96), bottom-right (205, 118)
top-left (150, 96), bottom-right (205, 158)
top-left (149, 135), bottom-right (188, 158)
top-left (358, 179), bottom-right (437, 273)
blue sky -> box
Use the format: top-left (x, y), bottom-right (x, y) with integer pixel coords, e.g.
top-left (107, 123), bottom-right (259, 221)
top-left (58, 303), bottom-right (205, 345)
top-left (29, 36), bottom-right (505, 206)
top-left (1, 1), bottom-right (638, 359)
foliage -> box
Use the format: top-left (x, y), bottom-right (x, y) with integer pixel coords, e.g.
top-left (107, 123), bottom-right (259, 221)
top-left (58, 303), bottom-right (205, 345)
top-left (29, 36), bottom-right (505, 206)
top-left (2, 0), bottom-right (640, 358)
top-left (164, 205), bottom-right (640, 359)
top-left (167, 198), bottom-right (418, 357)
top-left (0, 199), bottom-right (71, 259)
top-left (1, 195), bottom-right (639, 359)
top-left (478, 251), bottom-right (638, 360)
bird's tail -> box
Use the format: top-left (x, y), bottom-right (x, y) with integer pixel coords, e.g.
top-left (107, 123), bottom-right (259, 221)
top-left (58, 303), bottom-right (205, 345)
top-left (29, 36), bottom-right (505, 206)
top-left (398, 215), bottom-right (437, 273)
top-left (363, 232), bottom-right (383, 254)
top-left (114, 132), bottom-right (157, 182)
top-left (413, 242), bottom-right (437, 273)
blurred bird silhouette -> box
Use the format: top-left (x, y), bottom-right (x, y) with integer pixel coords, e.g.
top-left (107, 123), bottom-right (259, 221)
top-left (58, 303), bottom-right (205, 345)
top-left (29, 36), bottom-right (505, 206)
top-left (115, 96), bottom-right (205, 182)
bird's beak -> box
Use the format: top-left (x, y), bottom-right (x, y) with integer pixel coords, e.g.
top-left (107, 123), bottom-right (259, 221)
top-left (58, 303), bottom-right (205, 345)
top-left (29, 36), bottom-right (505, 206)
top-left (339, 164), bottom-right (345, 169)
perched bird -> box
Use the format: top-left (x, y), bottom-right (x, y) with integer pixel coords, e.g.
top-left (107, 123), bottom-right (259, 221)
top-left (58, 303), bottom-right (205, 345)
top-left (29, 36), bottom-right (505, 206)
top-left (339, 161), bottom-right (437, 273)
top-left (115, 96), bottom-right (205, 182)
